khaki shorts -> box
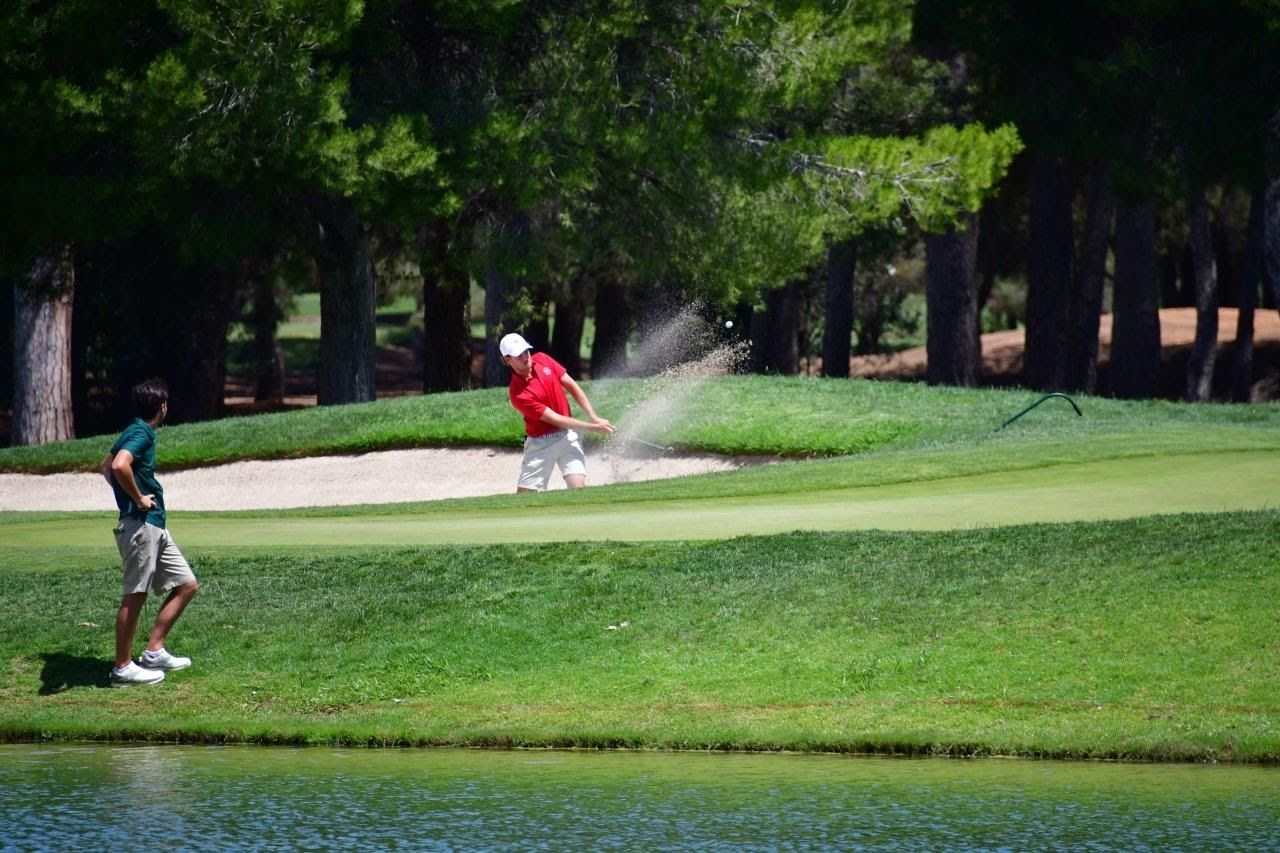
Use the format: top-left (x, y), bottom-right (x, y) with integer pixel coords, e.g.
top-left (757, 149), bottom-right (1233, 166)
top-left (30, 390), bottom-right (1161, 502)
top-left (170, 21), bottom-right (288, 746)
top-left (518, 429), bottom-right (588, 491)
top-left (113, 518), bottom-right (196, 596)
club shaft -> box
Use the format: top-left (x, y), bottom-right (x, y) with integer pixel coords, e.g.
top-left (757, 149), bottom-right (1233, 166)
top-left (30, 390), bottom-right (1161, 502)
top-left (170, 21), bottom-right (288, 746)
top-left (619, 433), bottom-right (671, 452)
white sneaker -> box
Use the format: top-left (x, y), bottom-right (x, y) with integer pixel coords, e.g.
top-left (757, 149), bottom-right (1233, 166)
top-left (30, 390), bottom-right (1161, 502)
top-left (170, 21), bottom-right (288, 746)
top-left (111, 662), bottom-right (165, 687)
top-left (138, 648), bottom-right (192, 671)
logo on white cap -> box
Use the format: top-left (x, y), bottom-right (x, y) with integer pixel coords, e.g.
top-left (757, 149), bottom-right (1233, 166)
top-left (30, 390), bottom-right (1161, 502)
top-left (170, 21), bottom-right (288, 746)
top-left (499, 333), bottom-right (533, 358)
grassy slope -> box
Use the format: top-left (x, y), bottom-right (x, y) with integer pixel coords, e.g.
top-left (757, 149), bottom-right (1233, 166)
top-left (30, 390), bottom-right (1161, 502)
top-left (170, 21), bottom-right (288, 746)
top-left (2, 376), bottom-right (1278, 473)
top-left (5, 448), bottom-right (1278, 547)
top-left (3, 381), bottom-right (1278, 760)
top-left (3, 513), bottom-right (1277, 761)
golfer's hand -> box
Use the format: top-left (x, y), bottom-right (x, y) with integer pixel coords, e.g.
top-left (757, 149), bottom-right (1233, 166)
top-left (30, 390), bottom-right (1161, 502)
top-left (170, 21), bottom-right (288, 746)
top-left (592, 418), bottom-right (615, 435)
top-left (135, 494), bottom-right (157, 510)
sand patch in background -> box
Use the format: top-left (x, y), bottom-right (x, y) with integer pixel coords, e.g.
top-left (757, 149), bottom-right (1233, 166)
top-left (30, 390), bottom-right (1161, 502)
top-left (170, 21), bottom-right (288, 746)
top-left (0, 446), bottom-right (770, 512)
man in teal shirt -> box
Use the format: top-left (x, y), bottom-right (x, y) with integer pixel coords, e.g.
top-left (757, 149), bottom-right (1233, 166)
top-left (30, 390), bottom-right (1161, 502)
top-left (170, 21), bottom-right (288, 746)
top-left (98, 378), bottom-right (199, 687)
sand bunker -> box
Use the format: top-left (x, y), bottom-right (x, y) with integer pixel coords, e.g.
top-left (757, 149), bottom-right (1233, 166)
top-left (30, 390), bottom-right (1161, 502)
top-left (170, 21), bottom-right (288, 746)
top-left (0, 446), bottom-right (769, 512)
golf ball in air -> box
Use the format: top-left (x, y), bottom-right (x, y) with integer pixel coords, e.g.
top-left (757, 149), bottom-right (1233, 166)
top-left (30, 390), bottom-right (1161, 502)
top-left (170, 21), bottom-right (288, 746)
top-left (725, 320), bottom-right (734, 329)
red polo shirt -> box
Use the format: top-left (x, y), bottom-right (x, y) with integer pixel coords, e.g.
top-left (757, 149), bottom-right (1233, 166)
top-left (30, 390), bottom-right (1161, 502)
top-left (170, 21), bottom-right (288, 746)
top-left (509, 352), bottom-right (571, 437)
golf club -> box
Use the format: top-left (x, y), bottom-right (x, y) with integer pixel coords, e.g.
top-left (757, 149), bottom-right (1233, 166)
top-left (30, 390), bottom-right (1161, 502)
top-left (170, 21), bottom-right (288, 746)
top-left (614, 430), bottom-right (675, 454)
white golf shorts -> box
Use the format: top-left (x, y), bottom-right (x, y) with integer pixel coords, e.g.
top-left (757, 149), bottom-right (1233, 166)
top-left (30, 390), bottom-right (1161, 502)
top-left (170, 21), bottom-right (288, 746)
top-left (518, 429), bottom-right (587, 491)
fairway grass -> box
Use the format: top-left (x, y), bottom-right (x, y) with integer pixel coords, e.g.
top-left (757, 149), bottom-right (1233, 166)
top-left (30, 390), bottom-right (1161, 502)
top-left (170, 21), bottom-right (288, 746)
top-left (3, 376), bottom-right (1279, 474)
top-left (2, 513), bottom-right (1278, 761)
top-left (3, 449), bottom-right (1277, 547)
top-left (4, 381), bottom-right (1278, 761)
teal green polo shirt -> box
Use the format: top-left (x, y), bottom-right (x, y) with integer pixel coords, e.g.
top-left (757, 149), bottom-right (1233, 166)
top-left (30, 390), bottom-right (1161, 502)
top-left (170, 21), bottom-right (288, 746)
top-left (109, 418), bottom-right (166, 528)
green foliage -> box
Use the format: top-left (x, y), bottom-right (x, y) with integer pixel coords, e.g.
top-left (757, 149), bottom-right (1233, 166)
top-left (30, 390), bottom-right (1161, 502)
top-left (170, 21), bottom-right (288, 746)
top-left (787, 122), bottom-right (1023, 236)
top-left (0, 0), bottom-right (166, 268)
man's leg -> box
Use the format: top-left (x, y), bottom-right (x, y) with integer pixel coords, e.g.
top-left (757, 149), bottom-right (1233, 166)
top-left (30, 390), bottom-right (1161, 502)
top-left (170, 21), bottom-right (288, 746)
top-left (145, 580), bottom-right (199, 652)
top-left (560, 430), bottom-right (589, 489)
top-left (115, 592), bottom-right (148, 669)
top-left (517, 434), bottom-right (556, 493)
top-left (144, 530), bottom-right (199, 654)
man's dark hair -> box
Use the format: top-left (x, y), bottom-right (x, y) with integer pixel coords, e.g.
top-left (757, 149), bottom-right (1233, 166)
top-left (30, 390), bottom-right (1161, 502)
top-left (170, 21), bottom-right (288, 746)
top-left (131, 377), bottom-right (169, 420)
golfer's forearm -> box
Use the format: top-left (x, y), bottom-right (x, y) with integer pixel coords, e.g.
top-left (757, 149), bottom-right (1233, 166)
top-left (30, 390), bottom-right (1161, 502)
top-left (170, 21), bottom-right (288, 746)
top-left (562, 377), bottom-right (600, 420)
top-left (111, 465), bottom-right (146, 505)
top-left (539, 410), bottom-right (599, 431)
top-left (572, 393), bottom-right (599, 420)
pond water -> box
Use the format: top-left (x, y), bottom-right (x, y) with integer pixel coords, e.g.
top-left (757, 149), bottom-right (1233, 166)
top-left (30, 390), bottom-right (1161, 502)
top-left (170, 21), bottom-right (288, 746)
top-left (1, 745), bottom-right (1277, 850)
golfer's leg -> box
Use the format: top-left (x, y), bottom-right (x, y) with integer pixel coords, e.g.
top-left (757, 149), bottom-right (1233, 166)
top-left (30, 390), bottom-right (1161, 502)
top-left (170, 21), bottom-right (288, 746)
top-left (517, 436), bottom-right (555, 493)
top-left (560, 430), bottom-right (588, 489)
top-left (114, 519), bottom-right (159, 667)
top-left (115, 593), bottom-right (148, 668)
top-left (146, 531), bottom-right (199, 652)
top-left (147, 581), bottom-right (198, 652)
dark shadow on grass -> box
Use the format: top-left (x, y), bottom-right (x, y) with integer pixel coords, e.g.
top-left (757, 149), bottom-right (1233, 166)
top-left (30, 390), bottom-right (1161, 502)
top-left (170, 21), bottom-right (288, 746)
top-left (39, 652), bottom-right (109, 694)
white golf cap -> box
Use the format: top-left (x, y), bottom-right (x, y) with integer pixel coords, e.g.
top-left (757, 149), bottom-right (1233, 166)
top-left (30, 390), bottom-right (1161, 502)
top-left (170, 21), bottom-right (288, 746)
top-left (499, 332), bottom-right (533, 357)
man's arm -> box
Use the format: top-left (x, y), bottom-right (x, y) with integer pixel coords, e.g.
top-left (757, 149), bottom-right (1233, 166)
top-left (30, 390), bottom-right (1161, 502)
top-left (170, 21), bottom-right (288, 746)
top-left (560, 374), bottom-right (612, 432)
top-left (99, 453), bottom-right (115, 487)
top-left (538, 408), bottom-right (614, 434)
top-left (109, 449), bottom-right (156, 510)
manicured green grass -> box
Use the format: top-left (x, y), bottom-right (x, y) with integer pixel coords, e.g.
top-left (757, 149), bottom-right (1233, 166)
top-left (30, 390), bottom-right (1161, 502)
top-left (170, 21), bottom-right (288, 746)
top-left (3, 512), bottom-right (1277, 761)
top-left (2, 376), bottom-right (1278, 473)
top-left (5, 382), bottom-right (1278, 760)
top-left (5, 449), bottom-right (1277, 547)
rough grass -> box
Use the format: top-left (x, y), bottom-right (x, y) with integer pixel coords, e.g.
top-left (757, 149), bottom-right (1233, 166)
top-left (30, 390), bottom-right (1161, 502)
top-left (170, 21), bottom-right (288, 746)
top-left (2, 512), bottom-right (1277, 760)
top-left (5, 381), bottom-right (1278, 760)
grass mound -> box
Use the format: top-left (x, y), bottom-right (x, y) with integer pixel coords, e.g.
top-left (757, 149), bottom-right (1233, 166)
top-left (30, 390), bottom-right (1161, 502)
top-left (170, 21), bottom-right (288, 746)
top-left (3, 511), bottom-right (1278, 761)
top-left (3, 376), bottom-right (1279, 473)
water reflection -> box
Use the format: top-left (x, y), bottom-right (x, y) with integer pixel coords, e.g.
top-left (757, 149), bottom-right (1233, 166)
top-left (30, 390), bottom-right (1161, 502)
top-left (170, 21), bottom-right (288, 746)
top-left (1, 745), bottom-right (1277, 850)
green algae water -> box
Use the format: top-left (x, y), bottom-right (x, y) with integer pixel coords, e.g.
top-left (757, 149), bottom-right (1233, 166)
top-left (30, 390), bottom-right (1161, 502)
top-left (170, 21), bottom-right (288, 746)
top-left (2, 745), bottom-right (1278, 849)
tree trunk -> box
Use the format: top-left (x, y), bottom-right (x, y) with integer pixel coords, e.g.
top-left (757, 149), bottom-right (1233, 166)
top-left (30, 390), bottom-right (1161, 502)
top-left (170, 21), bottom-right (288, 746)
top-left (821, 237), bottom-right (856, 379)
top-left (523, 281), bottom-right (551, 354)
top-left (976, 201), bottom-right (1005, 310)
top-left (591, 278), bottom-right (629, 377)
top-left (1024, 154), bottom-right (1075, 391)
top-left (252, 275), bottom-right (285, 404)
top-left (11, 246), bottom-right (75, 446)
top-left (924, 213), bottom-right (981, 386)
top-left (1158, 253), bottom-right (1180, 308)
top-left (312, 198), bottom-right (376, 405)
top-left (1264, 177), bottom-right (1280, 313)
top-left (1184, 186), bottom-right (1219, 402)
top-left (749, 281), bottom-right (800, 374)
top-left (1232, 189), bottom-right (1263, 402)
top-left (1110, 200), bottom-right (1161, 399)
top-left (171, 270), bottom-right (237, 422)
top-left (420, 221), bottom-right (471, 393)
top-left (482, 213), bottom-right (530, 387)
top-left (549, 287), bottom-right (587, 378)
top-left (483, 251), bottom-right (513, 389)
top-left (1063, 163), bottom-right (1113, 393)
top-left (1212, 212), bottom-right (1239, 308)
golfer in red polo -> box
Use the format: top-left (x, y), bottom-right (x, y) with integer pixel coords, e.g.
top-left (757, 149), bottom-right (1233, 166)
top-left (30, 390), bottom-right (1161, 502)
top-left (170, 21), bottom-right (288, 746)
top-left (500, 332), bottom-right (615, 492)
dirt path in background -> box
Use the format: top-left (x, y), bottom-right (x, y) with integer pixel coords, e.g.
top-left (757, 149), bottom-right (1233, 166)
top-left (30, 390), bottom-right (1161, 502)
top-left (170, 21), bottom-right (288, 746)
top-left (0, 447), bottom-right (771, 512)
top-left (852, 307), bottom-right (1280, 388)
